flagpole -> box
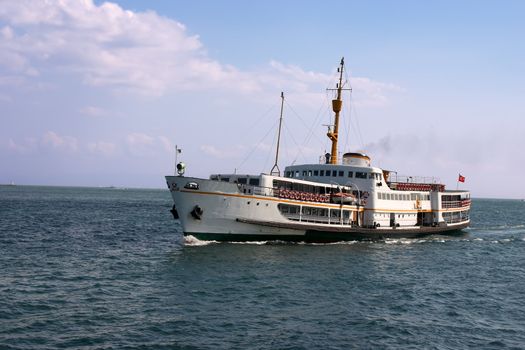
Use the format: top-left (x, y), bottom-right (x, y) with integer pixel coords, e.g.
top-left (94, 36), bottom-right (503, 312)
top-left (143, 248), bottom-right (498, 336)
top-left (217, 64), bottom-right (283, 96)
top-left (456, 173), bottom-right (459, 190)
top-left (175, 145), bottom-right (178, 175)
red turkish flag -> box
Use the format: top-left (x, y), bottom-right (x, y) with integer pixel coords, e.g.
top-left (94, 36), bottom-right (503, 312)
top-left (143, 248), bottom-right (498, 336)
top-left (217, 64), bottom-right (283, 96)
top-left (458, 174), bottom-right (465, 183)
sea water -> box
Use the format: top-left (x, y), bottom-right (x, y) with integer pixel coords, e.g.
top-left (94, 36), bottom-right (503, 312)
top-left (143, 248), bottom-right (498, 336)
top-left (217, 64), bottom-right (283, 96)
top-left (1, 185), bottom-right (524, 349)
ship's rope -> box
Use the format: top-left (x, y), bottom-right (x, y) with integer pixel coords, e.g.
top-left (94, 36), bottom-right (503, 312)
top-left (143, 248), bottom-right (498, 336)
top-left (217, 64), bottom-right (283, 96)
top-left (304, 93), bottom-right (331, 153)
top-left (287, 70), bottom-right (338, 163)
top-left (241, 103), bottom-right (278, 134)
top-left (348, 92), bottom-right (365, 150)
top-left (282, 119), bottom-right (307, 165)
top-left (261, 120), bottom-right (279, 173)
top-left (236, 115), bottom-right (279, 173)
top-left (284, 100), bottom-right (326, 147)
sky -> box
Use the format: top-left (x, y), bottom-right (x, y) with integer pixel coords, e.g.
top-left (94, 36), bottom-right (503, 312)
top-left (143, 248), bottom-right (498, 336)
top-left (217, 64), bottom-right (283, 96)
top-left (1, 0), bottom-right (524, 198)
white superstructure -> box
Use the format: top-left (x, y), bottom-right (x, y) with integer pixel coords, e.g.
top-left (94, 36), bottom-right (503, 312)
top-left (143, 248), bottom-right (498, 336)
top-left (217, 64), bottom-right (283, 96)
top-left (165, 59), bottom-right (470, 242)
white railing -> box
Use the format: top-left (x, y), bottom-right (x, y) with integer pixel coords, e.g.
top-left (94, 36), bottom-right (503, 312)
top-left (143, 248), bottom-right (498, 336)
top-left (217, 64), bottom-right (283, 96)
top-left (388, 174), bottom-right (440, 184)
top-left (442, 199), bottom-right (471, 209)
top-left (281, 212), bottom-right (353, 226)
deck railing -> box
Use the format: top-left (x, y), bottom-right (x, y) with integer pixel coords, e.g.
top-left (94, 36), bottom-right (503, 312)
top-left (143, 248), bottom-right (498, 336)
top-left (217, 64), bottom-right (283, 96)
top-left (442, 199), bottom-right (471, 209)
top-left (281, 212), bottom-right (354, 226)
top-left (243, 184), bottom-right (356, 204)
top-left (389, 182), bottom-right (445, 192)
top-left (387, 174), bottom-right (440, 184)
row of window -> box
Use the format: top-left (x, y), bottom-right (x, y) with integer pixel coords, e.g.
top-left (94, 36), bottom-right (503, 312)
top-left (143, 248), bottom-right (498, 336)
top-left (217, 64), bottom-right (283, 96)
top-left (442, 210), bottom-right (470, 223)
top-left (278, 204), bottom-right (355, 223)
top-left (377, 192), bottom-right (431, 201)
top-left (374, 213), bottom-right (417, 219)
top-left (285, 169), bottom-right (381, 180)
top-left (210, 175), bottom-right (260, 186)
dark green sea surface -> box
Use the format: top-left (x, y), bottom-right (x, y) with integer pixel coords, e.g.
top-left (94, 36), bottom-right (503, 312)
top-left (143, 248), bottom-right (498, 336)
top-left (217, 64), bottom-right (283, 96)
top-left (1, 185), bottom-right (524, 349)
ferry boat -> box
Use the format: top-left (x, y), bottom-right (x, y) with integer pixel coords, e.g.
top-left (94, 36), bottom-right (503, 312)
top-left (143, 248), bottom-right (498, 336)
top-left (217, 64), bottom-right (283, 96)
top-left (165, 58), bottom-right (471, 242)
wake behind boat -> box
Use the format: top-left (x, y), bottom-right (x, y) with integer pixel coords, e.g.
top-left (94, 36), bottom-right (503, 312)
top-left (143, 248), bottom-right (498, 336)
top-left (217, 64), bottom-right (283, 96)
top-left (165, 58), bottom-right (470, 242)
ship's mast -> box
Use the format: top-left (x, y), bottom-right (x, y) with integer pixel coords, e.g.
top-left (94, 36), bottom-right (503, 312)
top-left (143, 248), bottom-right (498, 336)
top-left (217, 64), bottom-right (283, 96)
top-left (327, 57), bottom-right (346, 164)
top-left (270, 92), bottom-right (285, 176)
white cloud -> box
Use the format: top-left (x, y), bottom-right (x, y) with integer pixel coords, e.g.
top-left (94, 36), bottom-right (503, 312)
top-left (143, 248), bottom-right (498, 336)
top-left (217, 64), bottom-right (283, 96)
top-left (80, 106), bottom-right (111, 118)
top-left (126, 132), bottom-right (157, 156)
top-left (158, 136), bottom-right (174, 153)
top-left (0, 0), bottom-right (232, 95)
top-left (87, 141), bottom-right (116, 156)
top-left (0, 0), bottom-right (399, 104)
top-left (6, 137), bottom-right (37, 153)
top-left (200, 144), bottom-right (247, 159)
top-left (42, 131), bottom-right (78, 152)
top-left (126, 132), bottom-right (154, 146)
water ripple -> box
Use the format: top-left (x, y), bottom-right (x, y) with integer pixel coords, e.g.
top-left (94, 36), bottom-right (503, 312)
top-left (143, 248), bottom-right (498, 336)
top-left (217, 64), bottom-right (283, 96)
top-left (1, 187), bottom-right (525, 349)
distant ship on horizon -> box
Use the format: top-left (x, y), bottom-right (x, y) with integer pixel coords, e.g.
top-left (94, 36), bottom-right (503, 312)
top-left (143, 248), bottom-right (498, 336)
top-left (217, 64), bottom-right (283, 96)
top-left (165, 58), bottom-right (471, 242)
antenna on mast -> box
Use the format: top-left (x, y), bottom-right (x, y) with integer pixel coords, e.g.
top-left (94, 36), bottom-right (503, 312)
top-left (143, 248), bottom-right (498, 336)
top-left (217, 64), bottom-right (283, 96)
top-left (326, 57), bottom-right (351, 164)
top-left (270, 92), bottom-right (285, 176)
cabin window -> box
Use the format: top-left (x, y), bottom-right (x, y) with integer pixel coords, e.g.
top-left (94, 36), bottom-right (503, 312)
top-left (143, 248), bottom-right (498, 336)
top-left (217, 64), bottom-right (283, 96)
top-left (210, 175), bottom-right (218, 180)
top-left (285, 171), bottom-right (290, 177)
top-left (348, 171), bottom-right (353, 178)
top-left (237, 178), bottom-right (247, 184)
top-left (332, 170), bottom-right (337, 177)
top-left (295, 171), bottom-right (299, 177)
top-left (221, 177), bottom-right (229, 182)
top-left (302, 171), bottom-right (307, 176)
top-left (325, 171), bottom-right (331, 177)
top-left (249, 178), bottom-right (259, 186)
top-left (369, 173), bottom-right (374, 179)
top-left (314, 170), bottom-right (319, 176)
top-left (355, 172), bottom-right (367, 179)
top-left (320, 170), bottom-right (324, 176)
top-left (308, 170), bottom-right (312, 176)
top-left (338, 171), bottom-right (344, 177)
top-left (278, 204), bottom-right (300, 214)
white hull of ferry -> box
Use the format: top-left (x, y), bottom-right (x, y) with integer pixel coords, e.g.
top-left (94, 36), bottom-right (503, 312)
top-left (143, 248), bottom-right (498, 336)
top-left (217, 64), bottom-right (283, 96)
top-left (166, 175), bottom-right (470, 242)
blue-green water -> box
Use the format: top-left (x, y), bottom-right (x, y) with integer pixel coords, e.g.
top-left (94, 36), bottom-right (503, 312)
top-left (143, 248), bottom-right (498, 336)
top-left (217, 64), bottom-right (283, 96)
top-left (1, 185), bottom-right (524, 349)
